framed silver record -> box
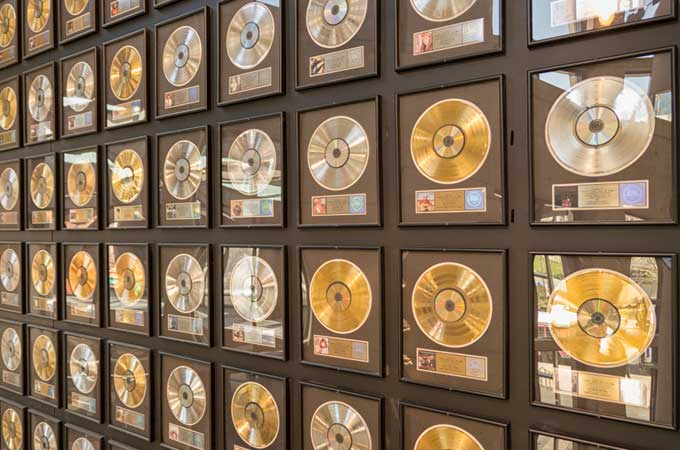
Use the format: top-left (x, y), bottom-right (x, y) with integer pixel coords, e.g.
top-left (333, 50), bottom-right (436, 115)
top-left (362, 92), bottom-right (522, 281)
top-left (23, 62), bottom-right (56, 145)
top-left (0, 0), bottom-right (20, 68)
top-left (22, 0), bottom-right (54, 58)
top-left (60, 47), bottom-right (98, 138)
top-left (62, 146), bottom-right (99, 230)
top-left (65, 424), bottom-right (103, 450)
top-left (0, 320), bottom-right (24, 393)
top-left (65, 333), bottom-right (102, 422)
top-left (58, 0), bottom-right (96, 43)
top-left (28, 410), bottom-right (60, 450)
top-left (0, 76), bottom-right (21, 150)
top-left (0, 160), bottom-right (22, 230)
top-left (101, 0), bottom-right (146, 27)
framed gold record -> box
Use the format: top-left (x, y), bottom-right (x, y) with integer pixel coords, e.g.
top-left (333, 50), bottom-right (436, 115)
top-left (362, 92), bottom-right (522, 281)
top-left (25, 154), bottom-right (57, 230)
top-left (65, 333), bottom-right (102, 422)
top-left (65, 425), bottom-right (103, 450)
top-left (23, 62), bottom-right (56, 145)
top-left (0, 398), bottom-right (25, 450)
top-left (27, 325), bottom-right (60, 407)
top-left (0, 0), bottom-right (19, 68)
top-left (0, 76), bottom-right (21, 150)
top-left (60, 47), bottom-right (98, 138)
top-left (26, 242), bottom-right (59, 320)
top-left (58, 0), bottom-right (96, 43)
top-left (106, 243), bottom-right (150, 335)
top-left (28, 410), bottom-right (60, 450)
top-left (109, 341), bottom-right (152, 440)
top-left (105, 136), bottom-right (148, 229)
top-left (0, 160), bottom-right (22, 230)
top-left (0, 320), bottom-right (24, 393)
top-left (101, 0), bottom-right (145, 27)
top-left (63, 243), bottom-right (100, 326)
top-left (22, 0), bottom-right (54, 58)
top-left (62, 146), bottom-right (99, 230)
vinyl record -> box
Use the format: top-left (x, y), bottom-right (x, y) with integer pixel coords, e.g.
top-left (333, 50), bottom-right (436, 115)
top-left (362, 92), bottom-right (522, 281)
top-left (26, 0), bottom-right (50, 33)
top-left (0, 86), bottom-right (17, 129)
top-left (0, 247), bottom-right (20, 291)
top-left (68, 250), bottom-right (97, 300)
top-left (414, 425), bottom-right (483, 450)
top-left (0, 4), bottom-right (16, 48)
top-left (28, 75), bottom-right (53, 122)
top-left (69, 342), bottom-right (97, 393)
top-left (31, 249), bottom-right (55, 296)
top-left (410, 0), bottom-right (476, 22)
top-left (547, 268), bottom-right (656, 368)
top-left (65, 61), bottom-right (95, 112)
top-left (545, 76), bottom-right (655, 177)
top-left (113, 252), bottom-right (146, 305)
top-left (411, 99), bottom-right (491, 184)
top-left (32, 334), bottom-right (56, 381)
top-left (32, 422), bottom-right (56, 450)
top-left (163, 139), bottom-right (203, 200)
top-left (309, 258), bottom-right (371, 334)
top-left (65, 0), bottom-right (89, 16)
top-left (306, 0), bottom-right (367, 49)
top-left (231, 382), bottom-right (280, 448)
top-left (226, 2), bottom-right (275, 70)
top-left (111, 149), bottom-right (144, 204)
top-left (67, 160), bottom-right (96, 207)
top-left (412, 262), bottom-right (492, 348)
top-left (113, 352), bottom-right (147, 408)
top-left (1, 327), bottom-right (21, 370)
top-left (72, 437), bottom-right (95, 450)
top-left (310, 401), bottom-right (371, 450)
top-left (110, 45), bottom-right (143, 101)
top-left (0, 168), bottom-right (18, 210)
top-left (1, 407), bottom-right (22, 450)
top-left (229, 255), bottom-right (278, 323)
top-left (30, 162), bottom-right (54, 209)
top-left (165, 253), bottom-right (205, 313)
top-left (166, 365), bottom-right (206, 426)
top-left (227, 129), bottom-right (277, 196)
top-left (308, 116), bottom-right (369, 191)
top-left (163, 25), bottom-right (202, 87)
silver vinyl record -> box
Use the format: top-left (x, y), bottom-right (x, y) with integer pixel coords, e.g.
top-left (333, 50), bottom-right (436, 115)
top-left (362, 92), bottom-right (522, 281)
top-left (164, 140), bottom-right (203, 200)
top-left (28, 75), bottom-right (53, 122)
top-left (545, 76), bottom-right (656, 177)
top-left (308, 115), bottom-right (369, 191)
top-left (69, 342), bottom-right (98, 394)
top-left (1, 328), bottom-right (21, 370)
top-left (227, 2), bottom-right (275, 70)
top-left (65, 61), bottom-right (95, 112)
top-left (410, 0), bottom-right (476, 22)
top-left (226, 129), bottom-right (276, 195)
top-left (166, 365), bottom-right (206, 426)
top-left (165, 253), bottom-right (205, 313)
top-left (0, 168), bottom-right (18, 211)
top-left (0, 248), bottom-right (20, 291)
top-left (229, 255), bottom-right (278, 323)
top-left (33, 422), bottom-right (57, 450)
top-left (163, 25), bottom-right (202, 87)
top-left (310, 401), bottom-right (371, 450)
top-left (306, 0), bottom-right (367, 49)
top-left (71, 437), bottom-right (94, 450)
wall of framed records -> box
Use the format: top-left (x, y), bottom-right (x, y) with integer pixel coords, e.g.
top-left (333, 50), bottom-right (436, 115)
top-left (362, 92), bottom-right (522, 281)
top-left (0, 0), bottom-right (679, 450)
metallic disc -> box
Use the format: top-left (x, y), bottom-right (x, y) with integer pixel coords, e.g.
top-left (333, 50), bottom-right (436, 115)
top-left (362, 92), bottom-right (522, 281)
top-left (0, 167), bottom-right (18, 210)
top-left (69, 342), bottom-right (98, 394)
top-left (72, 437), bottom-right (94, 450)
top-left (113, 353), bottom-right (147, 408)
top-left (162, 25), bottom-right (202, 87)
top-left (26, 0), bottom-right (50, 33)
top-left (306, 0), bottom-right (367, 49)
top-left (411, 98), bottom-right (491, 185)
top-left (68, 250), bottom-right (97, 300)
top-left (309, 258), bottom-right (371, 334)
top-left (32, 334), bottom-right (56, 382)
top-left (111, 149), bottom-right (144, 204)
top-left (31, 249), bottom-right (54, 296)
top-left (32, 422), bottom-right (56, 450)
top-left (414, 425), bottom-right (484, 450)
top-left (308, 116), bottom-right (369, 191)
top-left (547, 268), bottom-right (656, 368)
top-left (166, 365), bottom-right (206, 426)
top-left (1, 407), bottom-right (22, 450)
top-left (410, 0), bottom-right (476, 22)
top-left (30, 162), bottom-right (54, 209)
top-left (412, 262), bottom-right (492, 348)
top-left (65, 0), bottom-right (88, 16)
top-left (545, 76), bottom-right (655, 177)
top-left (226, 2), bottom-right (275, 70)
top-left (310, 401), bottom-right (371, 450)
top-left (229, 255), bottom-right (278, 323)
top-left (110, 45), bottom-right (143, 101)
top-left (113, 252), bottom-right (146, 305)
top-left (0, 248), bottom-right (20, 291)
top-left (226, 129), bottom-right (276, 196)
top-left (67, 161), bottom-right (95, 207)
top-left (0, 4), bottom-right (16, 48)
top-left (0, 86), bottom-right (17, 129)
top-left (1, 327), bottom-right (21, 370)
top-left (231, 382), bottom-right (280, 449)
top-left (165, 253), bottom-right (205, 313)
top-left (28, 75), bottom-right (53, 122)
top-left (65, 61), bottom-right (95, 112)
top-left (164, 140), bottom-right (203, 200)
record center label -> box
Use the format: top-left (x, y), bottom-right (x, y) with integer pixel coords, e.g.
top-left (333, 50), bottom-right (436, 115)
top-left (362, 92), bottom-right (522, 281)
top-left (71, 392), bottom-right (97, 413)
top-left (554, 367), bottom-right (649, 407)
top-left (67, 111), bottom-right (93, 131)
top-left (229, 67), bottom-right (272, 95)
top-left (413, 17), bottom-right (485, 56)
top-left (416, 348), bottom-right (488, 381)
top-left (313, 335), bottom-right (369, 363)
top-left (29, 31), bottom-right (50, 51)
top-left (552, 180), bottom-right (648, 211)
top-left (312, 193), bottom-right (366, 216)
top-left (166, 202), bottom-right (201, 220)
top-left (34, 380), bottom-right (55, 399)
top-left (231, 323), bottom-right (276, 348)
top-left (168, 314), bottom-right (203, 336)
top-left (2, 370), bottom-right (20, 387)
top-left (230, 198), bottom-right (274, 219)
top-left (31, 210), bottom-right (53, 225)
top-left (169, 422), bottom-right (204, 450)
top-left (0, 130), bottom-right (16, 145)
top-left (115, 405), bottom-right (145, 430)
top-left (310, 46), bottom-right (364, 78)
top-left (416, 188), bottom-right (486, 213)
top-left (114, 204), bottom-right (144, 222)
top-left (66, 12), bottom-right (91, 36)
top-left (550, 0), bottom-right (645, 27)
top-left (111, 0), bottom-right (141, 18)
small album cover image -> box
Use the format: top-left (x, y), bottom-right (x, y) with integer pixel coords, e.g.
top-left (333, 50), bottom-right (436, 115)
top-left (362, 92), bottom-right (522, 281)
top-left (0, 76), bottom-right (21, 150)
top-left (23, 62), bottom-right (56, 145)
top-left (27, 242), bottom-right (59, 320)
top-left (28, 410), bottom-right (60, 450)
top-left (102, 0), bottom-right (146, 27)
top-left (0, 0), bottom-right (20, 68)
top-left (65, 424), bottom-right (103, 450)
top-left (63, 242), bottom-right (101, 326)
top-left (65, 333), bottom-right (102, 422)
top-left (109, 341), bottom-right (152, 440)
top-left (25, 154), bottom-right (57, 230)
top-left (27, 325), bottom-right (60, 407)
top-left (62, 146), bottom-right (99, 230)
top-left (23, 0), bottom-right (55, 58)
top-left (60, 47), bottom-right (98, 138)
top-left (58, 0), bottom-right (97, 43)
top-left (106, 243), bottom-right (150, 335)
top-left (106, 136), bottom-right (149, 229)
top-left (0, 320), bottom-right (24, 393)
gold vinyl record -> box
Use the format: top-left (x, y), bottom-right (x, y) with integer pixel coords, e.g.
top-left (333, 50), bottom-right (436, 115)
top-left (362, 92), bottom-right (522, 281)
top-left (231, 382), bottom-right (280, 448)
top-left (226, 2), bottom-right (275, 70)
top-left (547, 268), bottom-right (656, 368)
top-left (32, 422), bottom-right (56, 450)
top-left (410, 0), bottom-right (476, 22)
top-left (113, 252), bottom-right (145, 305)
top-left (164, 140), bottom-right (203, 200)
top-left (69, 342), bottom-right (97, 394)
top-left (113, 353), bottom-right (147, 408)
top-left (32, 334), bottom-right (56, 381)
top-left (411, 98), bottom-right (490, 185)
top-left (0, 86), bottom-right (17, 129)
top-left (311, 401), bottom-right (371, 450)
top-left (545, 76), bottom-right (655, 177)
top-left (72, 437), bottom-right (94, 450)
top-left (26, 0), bottom-right (50, 33)
top-left (110, 45), bottom-right (143, 101)
top-left (28, 75), bottom-right (53, 122)
top-left (1, 327), bottom-right (21, 370)
top-left (308, 116), bottom-right (369, 191)
top-left (166, 365), bottom-right (206, 426)
top-left (414, 425), bottom-right (484, 450)
top-left (0, 4), bottom-right (16, 48)
top-left (67, 161), bottom-right (95, 207)
top-left (306, 0), bottom-right (367, 49)
top-left (2, 407), bottom-right (22, 450)
top-left (165, 253), bottom-right (205, 313)
top-left (229, 255), bottom-right (278, 323)
top-left (65, 0), bottom-right (88, 16)
top-left (68, 250), bottom-right (96, 300)
top-left (0, 167), bottom-right (18, 211)
top-left (31, 249), bottom-right (55, 296)
top-left (163, 25), bottom-right (202, 87)
top-left (65, 61), bottom-right (95, 112)
top-left (0, 247), bottom-right (20, 291)
top-left (226, 129), bottom-right (277, 196)
top-left (111, 149), bottom-right (144, 204)
top-left (309, 258), bottom-right (371, 334)
top-left (30, 162), bottom-right (54, 209)
top-left (412, 262), bottom-right (492, 348)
